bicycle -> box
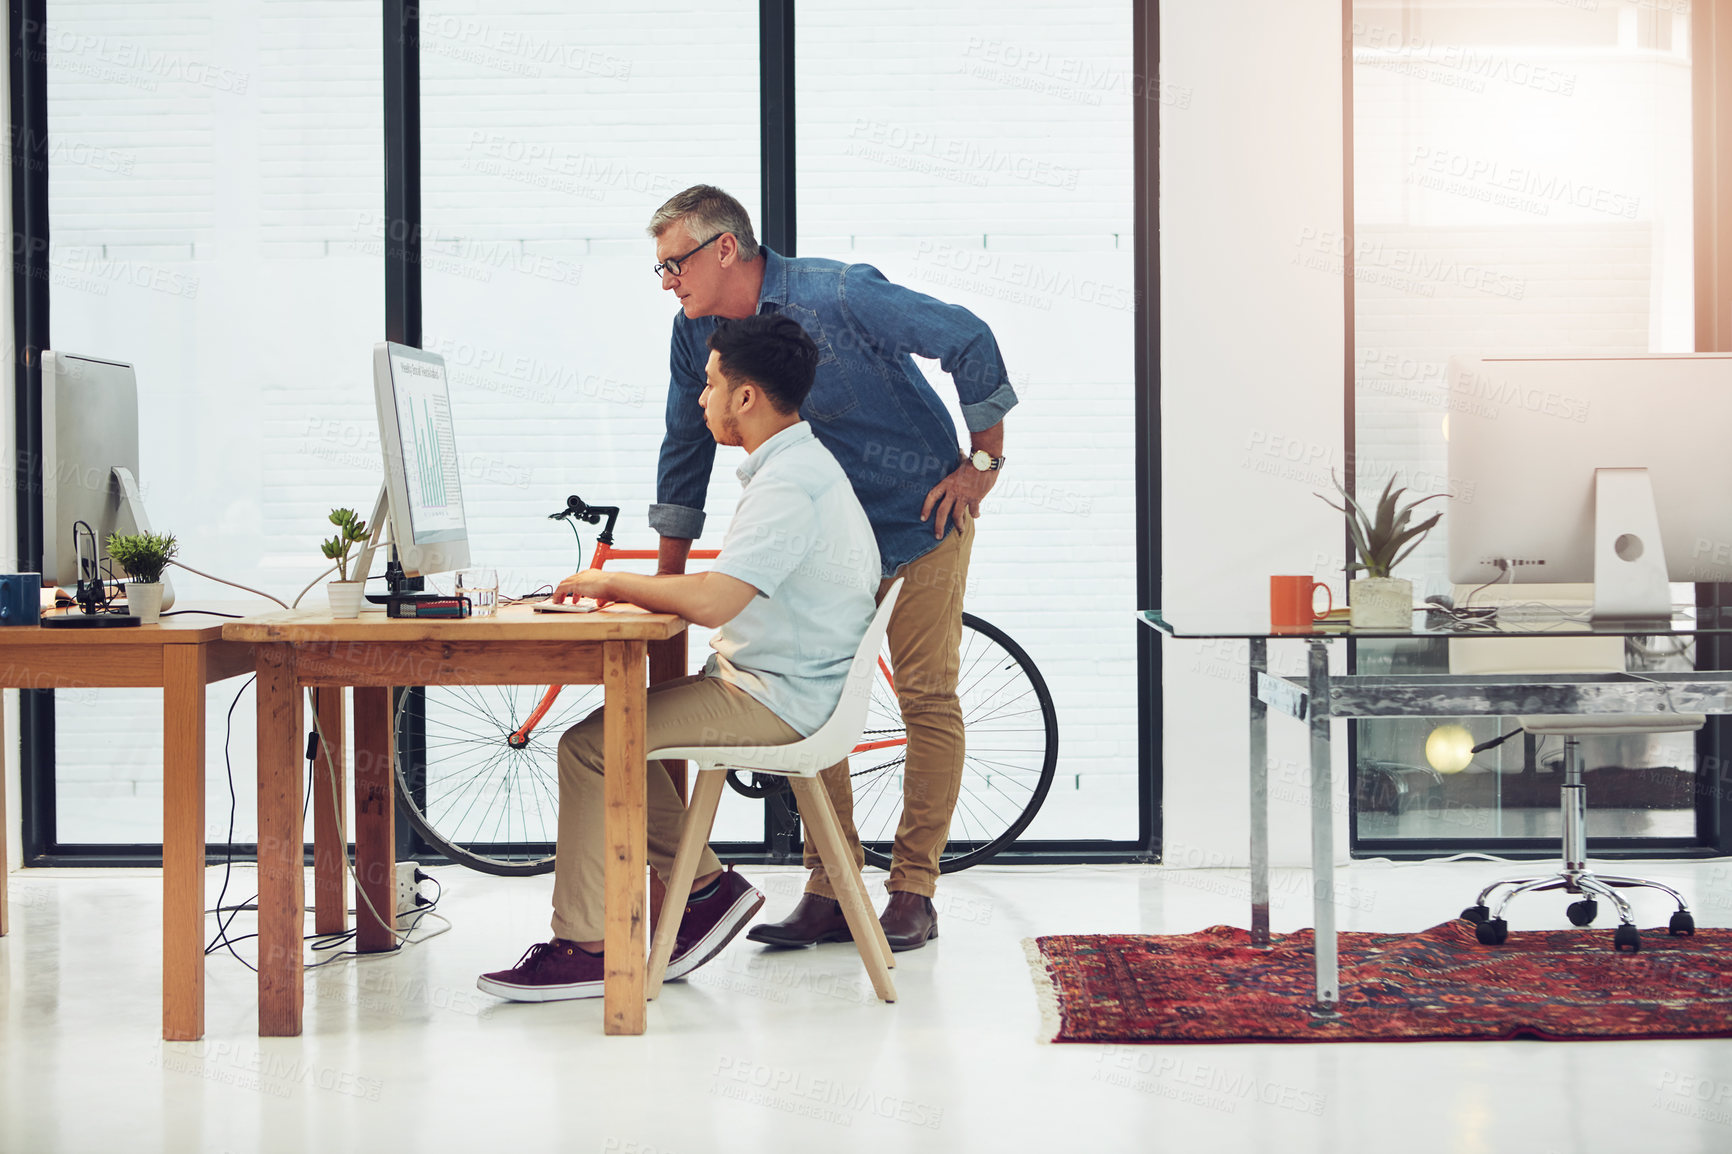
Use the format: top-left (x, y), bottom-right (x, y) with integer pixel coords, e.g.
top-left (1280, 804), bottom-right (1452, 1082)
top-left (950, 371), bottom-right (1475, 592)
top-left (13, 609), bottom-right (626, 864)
top-left (394, 495), bottom-right (1058, 877)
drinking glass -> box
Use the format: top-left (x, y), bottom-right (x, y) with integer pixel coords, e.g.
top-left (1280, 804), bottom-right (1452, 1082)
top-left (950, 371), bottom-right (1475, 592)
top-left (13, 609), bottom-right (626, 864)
top-left (456, 569), bottom-right (498, 617)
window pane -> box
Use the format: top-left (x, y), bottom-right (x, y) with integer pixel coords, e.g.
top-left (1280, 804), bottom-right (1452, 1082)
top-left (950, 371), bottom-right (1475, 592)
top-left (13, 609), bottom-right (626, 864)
top-left (419, 2), bottom-right (760, 839)
top-left (799, 1), bottom-right (1136, 841)
top-left (47, 2), bottom-right (383, 844)
top-left (1349, 1), bottom-right (1695, 844)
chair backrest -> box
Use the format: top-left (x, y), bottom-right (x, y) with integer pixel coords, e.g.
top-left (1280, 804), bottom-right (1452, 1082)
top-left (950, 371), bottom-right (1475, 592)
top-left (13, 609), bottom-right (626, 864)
top-left (649, 578), bottom-right (904, 777)
top-left (786, 577), bottom-right (904, 771)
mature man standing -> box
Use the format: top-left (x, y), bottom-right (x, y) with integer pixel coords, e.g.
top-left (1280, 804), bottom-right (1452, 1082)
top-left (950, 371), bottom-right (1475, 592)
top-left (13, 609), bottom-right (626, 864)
top-left (647, 184), bottom-right (1015, 951)
top-left (478, 314), bottom-right (879, 1001)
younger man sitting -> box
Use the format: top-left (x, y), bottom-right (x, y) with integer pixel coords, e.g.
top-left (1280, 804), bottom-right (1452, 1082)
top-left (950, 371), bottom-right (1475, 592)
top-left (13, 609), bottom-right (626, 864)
top-left (479, 313), bottom-right (881, 1001)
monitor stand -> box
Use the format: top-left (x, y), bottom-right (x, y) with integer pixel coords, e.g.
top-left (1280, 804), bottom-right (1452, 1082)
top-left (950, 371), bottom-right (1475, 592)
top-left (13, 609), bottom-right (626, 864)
top-left (1591, 467), bottom-right (1671, 621)
top-left (353, 483), bottom-right (432, 605)
top-left (111, 465), bottom-right (176, 611)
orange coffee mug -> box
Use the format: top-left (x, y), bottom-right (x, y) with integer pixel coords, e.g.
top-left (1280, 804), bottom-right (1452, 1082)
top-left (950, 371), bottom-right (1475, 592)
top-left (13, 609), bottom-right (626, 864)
top-left (1270, 575), bottom-right (1332, 628)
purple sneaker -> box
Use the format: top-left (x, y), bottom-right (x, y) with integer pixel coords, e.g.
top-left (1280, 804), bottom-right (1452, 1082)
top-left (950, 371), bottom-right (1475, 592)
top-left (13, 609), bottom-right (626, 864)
top-left (477, 939), bottom-right (604, 1002)
top-left (665, 868), bottom-right (765, 981)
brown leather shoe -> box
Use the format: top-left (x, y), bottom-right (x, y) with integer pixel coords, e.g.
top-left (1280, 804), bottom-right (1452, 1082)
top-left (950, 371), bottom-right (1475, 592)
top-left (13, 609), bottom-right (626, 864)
top-left (879, 892), bottom-right (939, 952)
top-left (745, 893), bottom-right (853, 947)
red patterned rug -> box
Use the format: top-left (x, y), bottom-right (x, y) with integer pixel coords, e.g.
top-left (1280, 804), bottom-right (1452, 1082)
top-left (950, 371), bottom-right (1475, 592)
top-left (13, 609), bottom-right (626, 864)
top-left (1029, 920), bottom-right (1732, 1044)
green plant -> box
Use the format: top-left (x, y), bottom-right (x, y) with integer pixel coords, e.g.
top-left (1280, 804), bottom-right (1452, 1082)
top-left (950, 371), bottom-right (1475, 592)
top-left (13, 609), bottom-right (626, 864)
top-left (1316, 473), bottom-right (1444, 579)
top-left (106, 531), bottom-right (178, 584)
top-left (321, 508), bottom-right (371, 582)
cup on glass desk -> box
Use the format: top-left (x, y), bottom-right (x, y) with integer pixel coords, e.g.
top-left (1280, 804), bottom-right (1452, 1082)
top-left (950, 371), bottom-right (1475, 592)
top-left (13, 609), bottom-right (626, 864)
top-left (1270, 575), bottom-right (1332, 630)
top-left (456, 569), bottom-right (499, 617)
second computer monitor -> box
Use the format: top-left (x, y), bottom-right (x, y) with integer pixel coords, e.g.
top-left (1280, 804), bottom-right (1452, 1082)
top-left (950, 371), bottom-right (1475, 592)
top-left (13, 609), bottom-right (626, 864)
top-left (373, 342), bottom-right (470, 578)
top-left (41, 351), bottom-right (141, 588)
top-left (1446, 353), bottom-right (1732, 588)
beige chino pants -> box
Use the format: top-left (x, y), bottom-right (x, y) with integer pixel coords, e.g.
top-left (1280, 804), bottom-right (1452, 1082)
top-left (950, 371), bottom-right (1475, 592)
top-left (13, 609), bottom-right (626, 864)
top-left (805, 515), bottom-right (975, 900)
top-left (550, 673), bottom-right (801, 943)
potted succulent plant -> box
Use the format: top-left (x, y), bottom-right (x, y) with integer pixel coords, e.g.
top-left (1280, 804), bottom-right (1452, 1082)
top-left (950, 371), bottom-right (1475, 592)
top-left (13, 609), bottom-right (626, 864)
top-left (106, 530), bottom-right (178, 625)
top-left (321, 507), bottom-right (371, 618)
top-left (1317, 473), bottom-right (1444, 629)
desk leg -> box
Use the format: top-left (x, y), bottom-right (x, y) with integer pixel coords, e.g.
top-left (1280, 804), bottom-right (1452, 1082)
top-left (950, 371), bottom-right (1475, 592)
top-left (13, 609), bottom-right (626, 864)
top-left (1, 695), bottom-right (7, 938)
top-left (312, 688), bottom-right (348, 937)
top-left (1307, 639), bottom-right (1339, 1016)
top-left (603, 640), bottom-right (648, 1036)
top-left (1247, 638), bottom-right (1270, 948)
top-left (646, 633), bottom-right (687, 928)
top-left (353, 686), bottom-right (396, 952)
top-left (255, 644), bottom-right (304, 1036)
top-left (162, 645), bottom-right (208, 1041)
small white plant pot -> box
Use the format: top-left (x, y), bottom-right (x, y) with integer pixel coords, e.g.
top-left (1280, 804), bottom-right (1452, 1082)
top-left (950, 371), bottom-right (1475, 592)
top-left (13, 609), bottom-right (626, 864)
top-left (327, 580), bottom-right (366, 619)
top-left (1349, 577), bottom-right (1412, 630)
top-left (127, 581), bottom-right (164, 625)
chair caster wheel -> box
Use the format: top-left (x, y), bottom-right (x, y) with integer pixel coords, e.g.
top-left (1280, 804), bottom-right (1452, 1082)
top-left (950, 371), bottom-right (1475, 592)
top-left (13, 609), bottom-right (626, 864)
top-left (1566, 900), bottom-right (1598, 926)
top-left (1474, 918), bottom-right (1508, 945)
top-left (1614, 924), bottom-right (1641, 953)
top-left (1461, 904), bottom-right (1490, 925)
top-left (1669, 911), bottom-right (1695, 937)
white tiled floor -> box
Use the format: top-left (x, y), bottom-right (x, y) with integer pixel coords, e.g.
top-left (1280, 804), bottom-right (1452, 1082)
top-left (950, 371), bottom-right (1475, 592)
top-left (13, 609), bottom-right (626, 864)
top-left (5, 858), bottom-right (1732, 1153)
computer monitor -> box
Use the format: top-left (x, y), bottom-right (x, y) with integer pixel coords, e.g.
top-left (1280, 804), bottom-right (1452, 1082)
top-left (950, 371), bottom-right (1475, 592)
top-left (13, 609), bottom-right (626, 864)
top-left (368, 341), bottom-right (470, 579)
top-left (40, 351), bottom-right (169, 602)
top-left (1446, 353), bottom-right (1732, 617)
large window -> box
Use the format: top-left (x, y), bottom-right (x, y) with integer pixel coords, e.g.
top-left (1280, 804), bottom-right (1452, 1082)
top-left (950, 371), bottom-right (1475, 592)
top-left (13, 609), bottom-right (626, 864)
top-left (27, 1), bottom-right (1142, 857)
top-left (417, 0), bottom-right (760, 839)
top-left (46, 1), bottom-right (383, 844)
top-left (798, 1), bottom-right (1137, 841)
top-left (1348, 0), bottom-right (1697, 849)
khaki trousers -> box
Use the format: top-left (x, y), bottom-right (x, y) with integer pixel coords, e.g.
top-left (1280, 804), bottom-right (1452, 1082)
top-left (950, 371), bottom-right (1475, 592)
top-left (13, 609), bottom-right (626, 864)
top-left (805, 515), bottom-right (975, 900)
top-left (550, 673), bottom-right (801, 943)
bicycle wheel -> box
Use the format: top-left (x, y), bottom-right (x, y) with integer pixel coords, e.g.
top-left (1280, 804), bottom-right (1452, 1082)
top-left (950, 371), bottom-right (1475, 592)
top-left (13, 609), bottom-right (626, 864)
top-left (394, 683), bottom-right (603, 876)
top-left (852, 613), bottom-right (1058, 873)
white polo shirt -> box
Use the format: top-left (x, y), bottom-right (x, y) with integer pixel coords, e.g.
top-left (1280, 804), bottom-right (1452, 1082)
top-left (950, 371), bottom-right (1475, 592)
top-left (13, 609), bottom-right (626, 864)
top-left (706, 421), bottom-right (881, 735)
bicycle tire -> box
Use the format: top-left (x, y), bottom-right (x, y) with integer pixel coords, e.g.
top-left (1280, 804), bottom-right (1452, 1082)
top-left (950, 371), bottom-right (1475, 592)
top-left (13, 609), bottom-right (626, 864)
top-left (396, 616), bottom-right (1057, 877)
top-left (853, 613), bottom-right (1058, 873)
top-left (393, 683), bottom-right (603, 876)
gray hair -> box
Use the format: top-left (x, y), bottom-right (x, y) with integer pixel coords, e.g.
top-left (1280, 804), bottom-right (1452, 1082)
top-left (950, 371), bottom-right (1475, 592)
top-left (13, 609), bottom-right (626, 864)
top-left (646, 184), bottom-right (761, 262)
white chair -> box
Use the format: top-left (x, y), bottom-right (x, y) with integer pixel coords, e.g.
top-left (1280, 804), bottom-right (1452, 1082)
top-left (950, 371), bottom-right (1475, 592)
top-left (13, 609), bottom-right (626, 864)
top-left (1449, 586), bottom-right (1700, 952)
top-left (644, 578), bottom-right (903, 1002)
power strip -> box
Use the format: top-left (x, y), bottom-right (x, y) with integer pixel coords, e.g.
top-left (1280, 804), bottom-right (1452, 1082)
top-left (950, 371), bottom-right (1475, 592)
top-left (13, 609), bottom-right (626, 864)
top-left (395, 862), bottom-right (425, 917)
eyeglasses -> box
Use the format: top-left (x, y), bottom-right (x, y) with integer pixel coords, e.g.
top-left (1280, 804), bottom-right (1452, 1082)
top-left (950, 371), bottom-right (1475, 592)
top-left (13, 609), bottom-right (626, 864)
top-left (654, 233), bottom-right (723, 278)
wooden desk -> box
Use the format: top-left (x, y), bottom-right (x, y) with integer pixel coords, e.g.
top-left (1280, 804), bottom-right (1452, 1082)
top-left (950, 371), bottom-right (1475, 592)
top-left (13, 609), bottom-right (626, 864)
top-left (0, 610), bottom-right (255, 1040)
top-left (223, 605), bottom-right (687, 1037)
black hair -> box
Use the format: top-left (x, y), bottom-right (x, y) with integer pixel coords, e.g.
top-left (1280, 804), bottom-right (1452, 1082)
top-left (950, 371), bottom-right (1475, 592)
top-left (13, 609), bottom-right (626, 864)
top-left (706, 313), bottom-right (819, 415)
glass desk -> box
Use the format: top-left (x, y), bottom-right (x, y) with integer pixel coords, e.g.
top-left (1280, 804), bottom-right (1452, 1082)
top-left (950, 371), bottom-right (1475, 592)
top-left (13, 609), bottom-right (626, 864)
top-left (1141, 608), bottom-right (1732, 1016)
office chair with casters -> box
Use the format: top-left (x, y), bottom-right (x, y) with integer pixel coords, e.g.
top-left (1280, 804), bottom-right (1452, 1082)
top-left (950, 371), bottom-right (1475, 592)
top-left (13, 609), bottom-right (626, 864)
top-left (1448, 590), bottom-right (1700, 953)
top-left (643, 579), bottom-right (904, 1004)
top-left (1458, 712), bottom-right (1701, 953)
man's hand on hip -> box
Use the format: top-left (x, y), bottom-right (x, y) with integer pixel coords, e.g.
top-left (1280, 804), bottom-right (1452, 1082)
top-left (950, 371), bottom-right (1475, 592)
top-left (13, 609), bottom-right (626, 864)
top-left (921, 461), bottom-right (998, 538)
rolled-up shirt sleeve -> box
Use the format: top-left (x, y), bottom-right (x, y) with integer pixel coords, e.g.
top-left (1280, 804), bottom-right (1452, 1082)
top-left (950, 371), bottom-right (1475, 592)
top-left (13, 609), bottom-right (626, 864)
top-left (710, 477), bottom-right (816, 599)
top-left (651, 318), bottom-right (718, 539)
top-left (837, 263), bottom-right (1018, 433)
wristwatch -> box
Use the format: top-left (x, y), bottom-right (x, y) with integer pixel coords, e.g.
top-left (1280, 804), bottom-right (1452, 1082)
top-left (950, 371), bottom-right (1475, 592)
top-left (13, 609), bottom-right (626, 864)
top-left (969, 449), bottom-right (1005, 472)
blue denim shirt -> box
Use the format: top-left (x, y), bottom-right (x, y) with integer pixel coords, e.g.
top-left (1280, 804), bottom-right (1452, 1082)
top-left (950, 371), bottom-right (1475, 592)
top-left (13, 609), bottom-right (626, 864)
top-left (651, 248), bottom-right (1018, 576)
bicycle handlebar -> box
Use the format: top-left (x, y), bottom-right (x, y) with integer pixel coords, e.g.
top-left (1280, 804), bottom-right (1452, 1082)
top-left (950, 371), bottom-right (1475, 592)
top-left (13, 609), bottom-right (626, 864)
top-left (549, 494), bottom-right (620, 545)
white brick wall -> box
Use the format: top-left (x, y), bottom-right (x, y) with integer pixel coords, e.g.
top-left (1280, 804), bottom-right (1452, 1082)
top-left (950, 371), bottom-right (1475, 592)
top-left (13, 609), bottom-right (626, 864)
top-left (42, 0), bottom-right (1137, 846)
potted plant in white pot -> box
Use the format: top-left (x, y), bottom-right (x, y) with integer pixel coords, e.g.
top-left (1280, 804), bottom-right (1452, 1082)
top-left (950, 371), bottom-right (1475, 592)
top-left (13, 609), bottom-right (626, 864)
top-left (322, 507), bottom-right (371, 618)
top-left (1317, 474), bottom-right (1444, 629)
top-left (106, 531), bottom-right (178, 625)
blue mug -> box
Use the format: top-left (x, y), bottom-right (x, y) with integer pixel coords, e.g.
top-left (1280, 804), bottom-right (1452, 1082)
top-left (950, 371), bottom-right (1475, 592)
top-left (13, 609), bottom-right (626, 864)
top-left (0, 572), bottom-right (42, 626)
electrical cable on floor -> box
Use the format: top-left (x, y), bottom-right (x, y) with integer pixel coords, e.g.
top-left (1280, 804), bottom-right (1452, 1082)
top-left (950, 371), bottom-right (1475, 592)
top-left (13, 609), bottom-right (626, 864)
top-left (203, 680), bottom-right (450, 971)
top-left (307, 691), bottom-right (450, 953)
